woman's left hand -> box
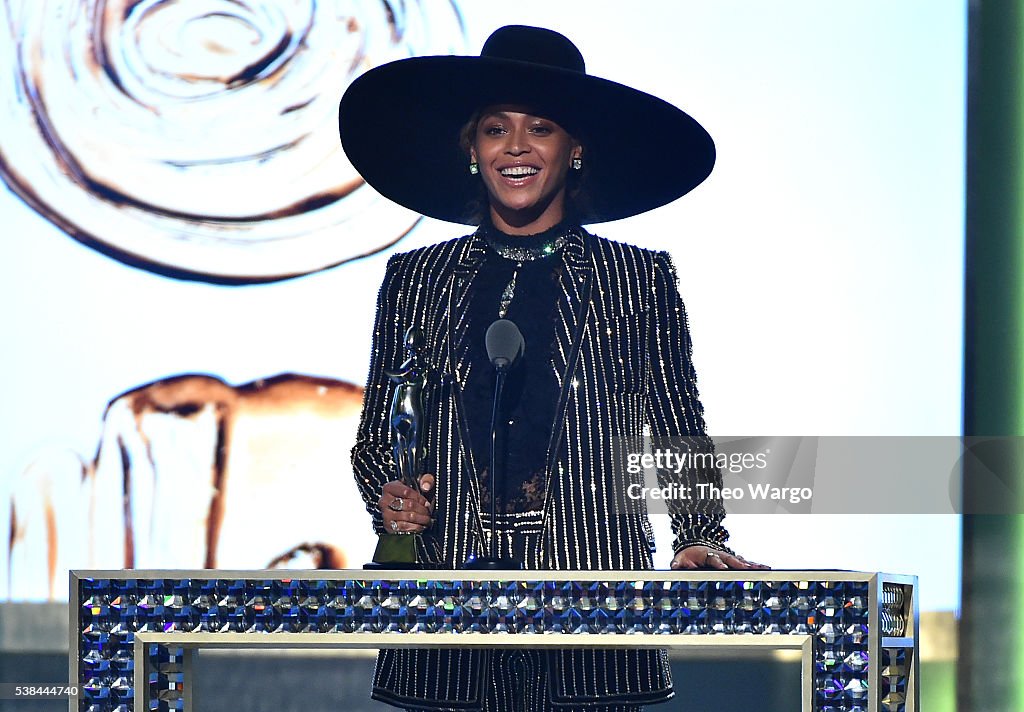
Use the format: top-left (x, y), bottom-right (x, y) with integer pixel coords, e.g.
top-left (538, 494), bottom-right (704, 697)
top-left (671, 546), bottom-right (770, 570)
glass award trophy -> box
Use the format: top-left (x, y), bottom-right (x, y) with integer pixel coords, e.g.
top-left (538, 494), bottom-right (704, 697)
top-left (368, 326), bottom-right (430, 568)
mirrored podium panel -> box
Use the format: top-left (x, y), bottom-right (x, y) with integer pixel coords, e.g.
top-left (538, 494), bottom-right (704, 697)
top-left (70, 569), bottom-right (917, 712)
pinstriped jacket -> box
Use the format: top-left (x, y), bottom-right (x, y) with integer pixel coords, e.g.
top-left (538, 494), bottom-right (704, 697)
top-left (351, 227), bottom-right (730, 708)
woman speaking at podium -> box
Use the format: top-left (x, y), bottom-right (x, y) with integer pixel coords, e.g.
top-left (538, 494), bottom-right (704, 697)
top-left (343, 24), bottom-right (765, 712)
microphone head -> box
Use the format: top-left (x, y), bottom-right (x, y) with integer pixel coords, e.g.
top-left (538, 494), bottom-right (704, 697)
top-left (485, 319), bottom-right (525, 369)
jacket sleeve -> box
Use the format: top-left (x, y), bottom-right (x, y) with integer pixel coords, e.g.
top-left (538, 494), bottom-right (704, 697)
top-left (646, 250), bottom-right (733, 555)
top-left (351, 254), bottom-right (405, 535)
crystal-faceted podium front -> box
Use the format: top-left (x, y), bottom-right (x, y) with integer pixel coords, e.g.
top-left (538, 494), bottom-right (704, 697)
top-left (70, 569), bottom-right (917, 712)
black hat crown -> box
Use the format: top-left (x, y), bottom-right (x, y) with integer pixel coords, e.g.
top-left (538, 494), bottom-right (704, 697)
top-left (480, 25), bottom-right (585, 74)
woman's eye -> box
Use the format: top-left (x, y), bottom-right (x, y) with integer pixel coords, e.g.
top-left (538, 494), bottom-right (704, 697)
top-left (531, 125), bottom-right (552, 135)
top-left (483, 125), bottom-right (505, 136)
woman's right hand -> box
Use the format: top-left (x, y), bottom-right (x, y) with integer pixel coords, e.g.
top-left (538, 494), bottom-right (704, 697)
top-left (379, 474), bottom-right (435, 534)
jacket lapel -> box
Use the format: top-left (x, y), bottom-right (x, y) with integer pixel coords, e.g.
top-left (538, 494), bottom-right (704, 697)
top-left (542, 230), bottom-right (594, 527)
top-left (447, 233), bottom-right (488, 385)
top-left (443, 233), bottom-right (489, 550)
top-left (548, 228), bottom-right (594, 397)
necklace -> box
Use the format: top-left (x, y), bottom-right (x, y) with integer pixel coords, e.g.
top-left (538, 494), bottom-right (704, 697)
top-left (479, 222), bottom-right (572, 318)
top-left (498, 269), bottom-right (519, 319)
top-left (486, 233), bottom-right (568, 262)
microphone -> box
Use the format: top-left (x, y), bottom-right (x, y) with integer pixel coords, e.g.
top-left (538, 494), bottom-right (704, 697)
top-left (485, 319), bottom-right (524, 370)
top-left (463, 319), bottom-right (525, 570)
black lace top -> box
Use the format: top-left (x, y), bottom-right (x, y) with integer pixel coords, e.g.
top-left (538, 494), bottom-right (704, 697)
top-left (463, 220), bottom-right (573, 519)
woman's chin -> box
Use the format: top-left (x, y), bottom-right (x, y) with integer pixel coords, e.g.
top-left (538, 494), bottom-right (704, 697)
top-left (489, 200), bottom-right (563, 231)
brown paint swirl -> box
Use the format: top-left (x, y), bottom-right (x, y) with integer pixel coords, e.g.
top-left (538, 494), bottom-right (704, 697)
top-left (0, 0), bottom-right (467, 282)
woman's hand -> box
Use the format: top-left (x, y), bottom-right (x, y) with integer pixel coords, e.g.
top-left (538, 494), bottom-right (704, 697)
top-left (670, 546), bottom-right (769, 570)
top-left (379, 474), bottom-right (435, 534)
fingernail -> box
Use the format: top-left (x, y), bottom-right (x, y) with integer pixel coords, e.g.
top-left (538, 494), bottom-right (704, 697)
top-left (422, 480), bottom-right (432, 492)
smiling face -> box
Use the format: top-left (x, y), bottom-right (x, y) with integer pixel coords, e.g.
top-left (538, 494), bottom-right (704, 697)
top-left (470, 105), bottom-right (582, 234)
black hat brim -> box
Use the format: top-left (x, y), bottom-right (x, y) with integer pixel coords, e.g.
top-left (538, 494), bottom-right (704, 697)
top-left (339, 55), bottom-right (715, 225)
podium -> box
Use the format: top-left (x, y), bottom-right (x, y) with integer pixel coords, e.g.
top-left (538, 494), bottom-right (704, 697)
top-left (71, 569), bottom-right (917, 711)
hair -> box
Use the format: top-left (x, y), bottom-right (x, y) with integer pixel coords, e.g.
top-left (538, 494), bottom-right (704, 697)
top-left (458, 109), bottom-right (591, 226)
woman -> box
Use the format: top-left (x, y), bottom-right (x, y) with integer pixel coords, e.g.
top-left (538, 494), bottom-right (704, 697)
top-left (342, 24), bottom-right (765, 712)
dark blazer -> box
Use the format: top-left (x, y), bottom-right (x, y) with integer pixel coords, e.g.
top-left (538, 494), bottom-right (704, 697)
top-left (351, 228), bottom-right (730, 708)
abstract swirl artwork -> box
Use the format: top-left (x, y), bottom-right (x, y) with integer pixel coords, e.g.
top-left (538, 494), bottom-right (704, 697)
top-left (0, 0), bottom-right (466, 282)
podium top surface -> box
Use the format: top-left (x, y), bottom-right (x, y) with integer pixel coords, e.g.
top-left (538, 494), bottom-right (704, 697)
top-left (70, 569), bottom-right (917, 585)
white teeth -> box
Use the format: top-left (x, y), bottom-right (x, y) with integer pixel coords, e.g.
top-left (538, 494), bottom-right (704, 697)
top-left (500, 166), bottom-right (539, 177)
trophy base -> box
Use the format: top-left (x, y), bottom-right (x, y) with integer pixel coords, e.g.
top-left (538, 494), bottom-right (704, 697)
top-left (363, 534), bottom-right (421, 570)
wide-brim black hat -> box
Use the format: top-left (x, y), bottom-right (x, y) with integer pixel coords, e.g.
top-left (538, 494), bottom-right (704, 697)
top-left (338, 25), bottom-right (715, 225)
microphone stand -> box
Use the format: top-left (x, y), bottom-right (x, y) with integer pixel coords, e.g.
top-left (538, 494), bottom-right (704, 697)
top-left (464, 356), bottom-right (523, 570)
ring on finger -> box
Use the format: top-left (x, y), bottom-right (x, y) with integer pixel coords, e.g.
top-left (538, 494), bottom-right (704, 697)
top-left (391, 520), bottom-right (399, 533)
top-left (388, 497), bottom-right (404, 512)
top-left (705, 551), bottom-right (721, 563)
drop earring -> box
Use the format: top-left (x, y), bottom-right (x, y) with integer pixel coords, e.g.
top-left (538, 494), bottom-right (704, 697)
top-left (469, 162), bottom-right (479, 175)
top-left (572, 157), bottom-right (582, 170)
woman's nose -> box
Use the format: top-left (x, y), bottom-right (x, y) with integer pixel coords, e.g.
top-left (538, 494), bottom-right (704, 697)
top-left (505, 127), bottom-right (529, 154)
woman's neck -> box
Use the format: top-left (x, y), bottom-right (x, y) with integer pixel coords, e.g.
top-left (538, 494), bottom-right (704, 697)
top-left (488, 202), bottom-right (566, 235)
top-left (482, 216), bottom-right (570, 240)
